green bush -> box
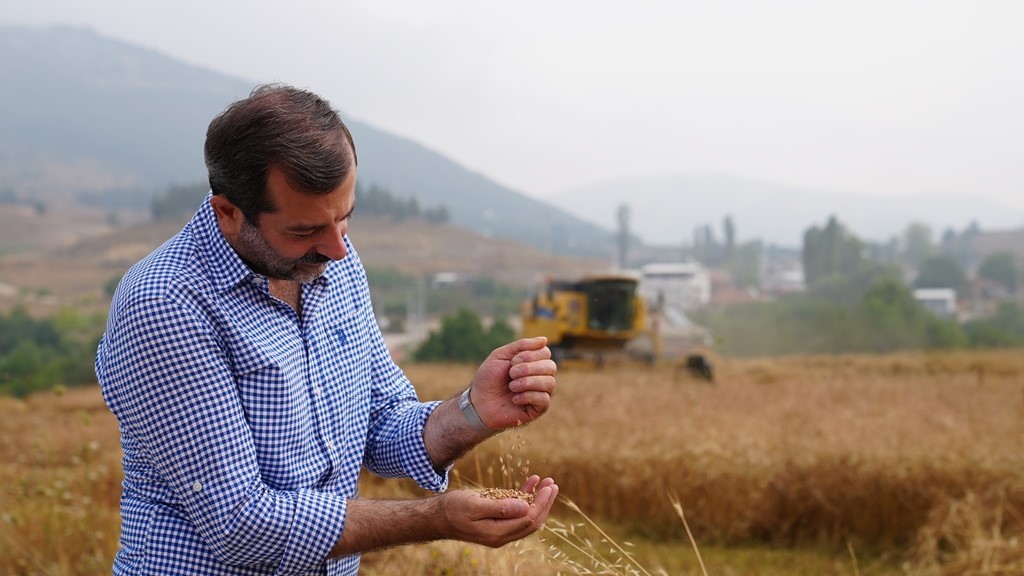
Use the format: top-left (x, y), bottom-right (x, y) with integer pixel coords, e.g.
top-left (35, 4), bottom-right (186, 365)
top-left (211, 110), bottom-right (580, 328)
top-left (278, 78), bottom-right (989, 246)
top-left (413, 308), bottom-right (516, 362)
top-left (0, 307), bottom-right (103, 397)
top-left (696, 276), bottom-right (976, 357)
top-left (963, 301), bottom-right (1024, 347)
top-left (366, 267), bottom-right (527, 320)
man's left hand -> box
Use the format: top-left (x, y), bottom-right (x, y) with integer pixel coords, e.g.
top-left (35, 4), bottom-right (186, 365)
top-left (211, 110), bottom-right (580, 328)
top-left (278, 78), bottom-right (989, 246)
top-left (469, 337), bottom-right (556, 431)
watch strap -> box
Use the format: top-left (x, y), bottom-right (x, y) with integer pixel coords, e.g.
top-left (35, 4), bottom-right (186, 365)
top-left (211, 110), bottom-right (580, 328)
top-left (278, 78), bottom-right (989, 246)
top-left (459, 387), bottom-right (499, 436)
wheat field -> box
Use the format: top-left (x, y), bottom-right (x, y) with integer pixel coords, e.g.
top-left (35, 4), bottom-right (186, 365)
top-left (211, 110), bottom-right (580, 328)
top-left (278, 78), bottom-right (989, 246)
top-left (2, 350), bottom-right (1023, 575)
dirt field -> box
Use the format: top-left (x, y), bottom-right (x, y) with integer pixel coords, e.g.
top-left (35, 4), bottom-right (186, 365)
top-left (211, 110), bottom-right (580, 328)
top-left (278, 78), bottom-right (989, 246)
top-left (2, 350), bottom-right (1023, 575)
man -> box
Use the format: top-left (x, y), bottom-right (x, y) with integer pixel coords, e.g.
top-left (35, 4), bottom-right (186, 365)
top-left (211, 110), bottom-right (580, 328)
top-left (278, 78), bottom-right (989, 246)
top-left (96, 84), bottom-right (558, 575)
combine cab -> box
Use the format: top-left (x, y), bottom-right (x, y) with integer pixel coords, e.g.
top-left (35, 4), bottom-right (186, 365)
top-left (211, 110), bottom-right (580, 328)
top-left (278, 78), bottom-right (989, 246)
top-left (520, 274), bottom-right (648, 364)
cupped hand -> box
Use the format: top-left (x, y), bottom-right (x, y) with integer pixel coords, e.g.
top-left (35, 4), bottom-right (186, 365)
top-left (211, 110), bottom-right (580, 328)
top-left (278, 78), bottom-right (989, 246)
top-left (439, 475), bottom-right (559, 548)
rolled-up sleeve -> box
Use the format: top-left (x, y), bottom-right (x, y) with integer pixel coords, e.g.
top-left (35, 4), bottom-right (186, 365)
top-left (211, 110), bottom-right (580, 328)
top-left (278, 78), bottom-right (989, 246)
top-left (364, 397), bottom-right (448, 491)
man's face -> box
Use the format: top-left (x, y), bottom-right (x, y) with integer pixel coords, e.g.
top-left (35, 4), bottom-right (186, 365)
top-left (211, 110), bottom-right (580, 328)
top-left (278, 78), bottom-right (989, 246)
top-left (226, 165), bottom-right (356, 283)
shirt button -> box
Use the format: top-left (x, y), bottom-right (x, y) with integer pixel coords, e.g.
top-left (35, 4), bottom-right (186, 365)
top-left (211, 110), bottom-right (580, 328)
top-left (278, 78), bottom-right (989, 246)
top-left (315, 386), bottom-right (323, 397)
top-left (326, 440), bottom-right (336, 451)
top-left (192, 481), bottom-right (203, 492)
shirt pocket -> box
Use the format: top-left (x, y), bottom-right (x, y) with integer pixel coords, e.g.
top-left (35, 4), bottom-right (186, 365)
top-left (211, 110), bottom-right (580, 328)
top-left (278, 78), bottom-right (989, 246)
top-left (319, 304), bottom-right (375, 401)
top-left (230, 334), bottom-right (313, 487)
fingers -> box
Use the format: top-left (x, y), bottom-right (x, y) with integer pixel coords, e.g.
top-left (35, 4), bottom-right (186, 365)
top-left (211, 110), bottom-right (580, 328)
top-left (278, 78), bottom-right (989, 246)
top-left (508, 371), bottom-right (555, 393)
top-left (531, 484), bottom-right (559, 526)
top-left (508, 345), bottom-right (557, 415)
top-left (509, 353), bottom-right (556, 399)
top-left (477, 496), bottom-right (530, 520)
top-left (472, 338), bottom-right (556, 429)
top-left (509, 357), bottom-right (556, 381)
top-left (508, 389), bottom-right (552, 419)
top-left (492, 337), bottom-right (548, 362)
top-left (507, 376), bottom-right (555, 423)
top-left (510, 344), bottom-right (552, 366)
top-left (521, 474), bottom-right (541, 493)
top-left (520, 475), bottom-right (555, 494)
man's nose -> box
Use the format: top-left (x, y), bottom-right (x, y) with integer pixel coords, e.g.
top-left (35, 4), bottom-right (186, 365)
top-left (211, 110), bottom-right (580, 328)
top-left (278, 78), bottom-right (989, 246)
top-left (318, 224), bottom-right (348, 261)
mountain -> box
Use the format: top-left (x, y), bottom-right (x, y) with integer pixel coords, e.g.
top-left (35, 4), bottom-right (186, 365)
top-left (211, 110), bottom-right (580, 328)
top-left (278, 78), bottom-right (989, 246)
top-left (0, 25), bottom-right (614, 257)
top-left (349, 123), bottom-right (605, 255)
top-left (549, 174), bottom-right (1024, 248)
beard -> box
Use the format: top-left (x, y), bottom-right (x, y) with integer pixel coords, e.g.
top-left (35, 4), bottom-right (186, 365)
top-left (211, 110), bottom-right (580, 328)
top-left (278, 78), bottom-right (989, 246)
top-left (235, 218), bottom-right (331, 283)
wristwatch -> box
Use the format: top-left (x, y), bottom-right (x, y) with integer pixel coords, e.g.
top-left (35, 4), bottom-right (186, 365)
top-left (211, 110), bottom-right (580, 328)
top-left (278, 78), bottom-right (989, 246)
top-left (459, 387), bottom-right (499, 436)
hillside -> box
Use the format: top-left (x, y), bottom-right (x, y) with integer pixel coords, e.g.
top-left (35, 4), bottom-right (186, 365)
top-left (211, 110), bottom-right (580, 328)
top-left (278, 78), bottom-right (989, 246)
top-left (0, 25), bottom-right (615, 258)
top-left (0, 209), bottom-right (606, 315)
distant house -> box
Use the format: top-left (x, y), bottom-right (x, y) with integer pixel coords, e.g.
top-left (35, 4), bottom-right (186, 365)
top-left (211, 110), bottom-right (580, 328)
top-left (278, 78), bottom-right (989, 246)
top-left (431, 271), bottom-right (462, 288)
top-left (971, 227), bottom-right (1024, 265)
top-left (913, 288), bottom-right (957, 318)
top-left (760, 245), bottom-right (806, 296)
top-left (638, 260), bottom-right (711, 311)
top-left (761, 262), bottom-right (806, 295)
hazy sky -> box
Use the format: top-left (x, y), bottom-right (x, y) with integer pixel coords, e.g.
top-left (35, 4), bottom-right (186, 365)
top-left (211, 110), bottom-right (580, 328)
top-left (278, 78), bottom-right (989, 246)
top-left (5, 0), bottom-right (1024, 211)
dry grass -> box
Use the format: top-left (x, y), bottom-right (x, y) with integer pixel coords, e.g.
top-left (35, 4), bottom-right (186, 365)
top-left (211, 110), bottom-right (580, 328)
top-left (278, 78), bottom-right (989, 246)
top-left (2, 349), bottom-right (1023, 574)
top-left (0, 388), bottom-right (123, 574)
top-left (407, 349), bottom-right (1024, 572)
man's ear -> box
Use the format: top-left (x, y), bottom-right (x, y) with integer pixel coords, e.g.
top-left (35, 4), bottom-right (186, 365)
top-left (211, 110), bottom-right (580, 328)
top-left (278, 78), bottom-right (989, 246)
top-left (209, 195), bottom-right (245, 237)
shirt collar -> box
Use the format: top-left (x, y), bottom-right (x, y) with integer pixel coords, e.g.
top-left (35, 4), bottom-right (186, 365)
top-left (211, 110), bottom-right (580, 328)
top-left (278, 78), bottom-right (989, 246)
top-left (189, 193), bottom-right (334, 293)
top-left (189, 193), bottom-right (261, 293)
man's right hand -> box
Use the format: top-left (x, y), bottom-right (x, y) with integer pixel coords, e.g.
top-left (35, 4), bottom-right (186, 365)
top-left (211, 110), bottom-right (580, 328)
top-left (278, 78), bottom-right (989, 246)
top-left (438, 475), bottom-right (559, 548)
top-left (331, 475), bottom-right (558, 556)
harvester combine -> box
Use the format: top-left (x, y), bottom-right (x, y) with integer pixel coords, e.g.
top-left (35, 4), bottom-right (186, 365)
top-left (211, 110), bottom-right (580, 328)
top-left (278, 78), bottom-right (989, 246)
top-left (519, 273), bottom-right (713, 379)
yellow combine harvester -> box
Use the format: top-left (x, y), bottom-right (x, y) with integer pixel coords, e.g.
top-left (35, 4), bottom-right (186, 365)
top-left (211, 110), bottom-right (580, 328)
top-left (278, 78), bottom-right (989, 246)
top-left (519, 273), bottom-right (650, 365)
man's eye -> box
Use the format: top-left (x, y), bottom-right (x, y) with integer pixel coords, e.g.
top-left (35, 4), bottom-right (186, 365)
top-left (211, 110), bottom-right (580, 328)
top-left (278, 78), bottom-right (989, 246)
top-left (290, 231), bottom-right (315, 239)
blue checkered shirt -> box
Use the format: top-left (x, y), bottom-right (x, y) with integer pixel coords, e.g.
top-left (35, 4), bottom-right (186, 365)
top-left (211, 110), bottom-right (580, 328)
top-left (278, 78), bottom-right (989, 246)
top-left (96, 197), bottom-right (447, 575)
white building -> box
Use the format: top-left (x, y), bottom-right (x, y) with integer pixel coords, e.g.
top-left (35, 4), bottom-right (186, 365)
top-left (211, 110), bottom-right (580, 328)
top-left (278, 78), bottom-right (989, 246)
top-left (638, 260), bottom-right (711, 311)
top-left (913, 288), bottom-right (957, 318)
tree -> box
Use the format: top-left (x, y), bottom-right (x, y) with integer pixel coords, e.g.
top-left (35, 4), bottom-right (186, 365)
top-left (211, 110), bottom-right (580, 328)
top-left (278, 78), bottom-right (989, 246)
top-left (413, 309), bottom-right (515, 362)
top-left (857, 278), bottom-right (928, 351)
top-left (0, 308), bottom-right (102, 397)
top-left (809, 263), bottom-right (901, 307)
top-left (423, 205), bottom-right (450, 224)
top-left (802, 216), bottom-right (865, 288)
top-left (855, 278), bottom-right (967, 351)
top-left (865, 236), bottom-right (900, 265)
top-left (964, 321), bottom-right (1022, 347)
top-left (616, 204), bottom-right (630, 269)
top-left (903, 222), bottom-right (934, 267)
top-left (105, 274), bottom-right (124, 298)
top-left (723, 215), bottom-right (736, 257)
top-left (977, 251), bottom-right (1019, 293)
top-left (963, 301), bottom-right (1024, 347)
top-left (0, 306), bottom-right (62, 355)
top-left (151, 182), bottom-right (209, 220)
top-left (692, 223), bottom-right (722, 265)
top-left (356, 181), bottom-right (449, 223)
top-left (723, 241), bottom-right (761, 289)
top-left (913, 255), bottom-right (969, 299)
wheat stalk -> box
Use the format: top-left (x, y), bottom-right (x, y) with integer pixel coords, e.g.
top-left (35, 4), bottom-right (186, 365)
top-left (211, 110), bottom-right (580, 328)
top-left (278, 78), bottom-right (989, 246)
top-left (669, 493), bottom-right (709, 576)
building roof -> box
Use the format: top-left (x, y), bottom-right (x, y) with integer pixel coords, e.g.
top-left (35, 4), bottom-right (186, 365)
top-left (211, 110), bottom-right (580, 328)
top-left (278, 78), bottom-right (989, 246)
top-left (913, 288), bottom-right (956, 300)
top-left (641, 261), bottom-right (705, 276)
